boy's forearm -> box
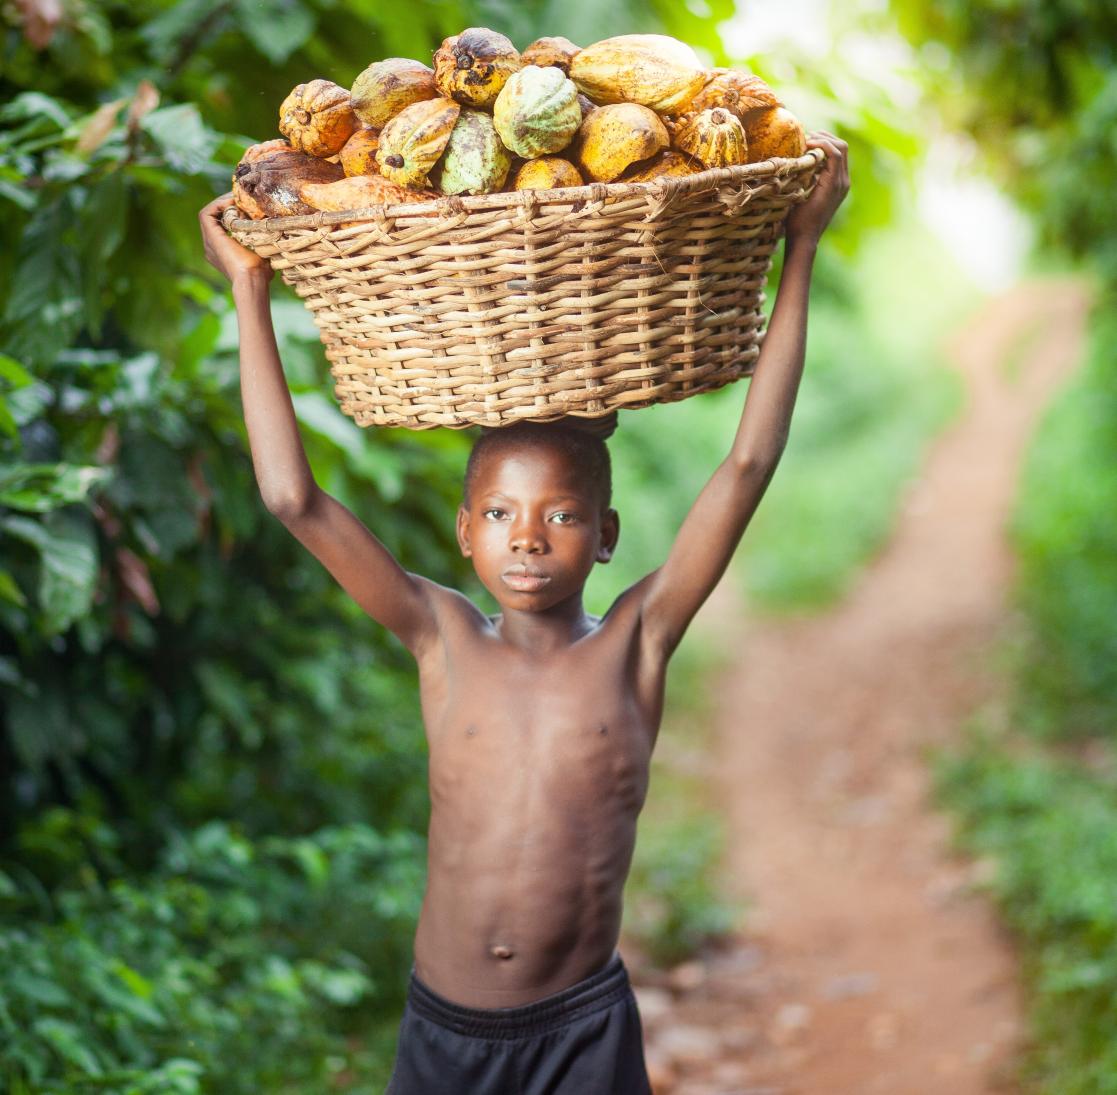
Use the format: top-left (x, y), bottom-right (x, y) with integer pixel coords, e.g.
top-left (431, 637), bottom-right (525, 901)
top-left (730, 233), bottom-right (818, 470)
top-left (232, 274), bottom-right (317, 514)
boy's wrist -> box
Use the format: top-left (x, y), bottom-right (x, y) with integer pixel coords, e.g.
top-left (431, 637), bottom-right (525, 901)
top-left (231, 268), bottom-right (272, 299)
top-left (784, 230), bottom-right (820, 256)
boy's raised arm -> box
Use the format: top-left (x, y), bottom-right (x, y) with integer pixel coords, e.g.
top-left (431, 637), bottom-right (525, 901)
top-left (198, 194), bottom-right (437, 654)
top-left (637, 134), bottom-right (850, 656)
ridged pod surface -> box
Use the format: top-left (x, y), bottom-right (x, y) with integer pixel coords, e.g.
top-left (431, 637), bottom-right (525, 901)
top-left (493, 66), bottom-right (582, 158)
top-left (744, 105), bottom-right (807, 162)
top-left (571, 102), bottom-right (669, 182)
top-left (434, 27), bottom-right (521, 109)
top-left (433, 110), bottom-right (512, 195)
top-left (520, 36), bottom-right (581, 74)
top-left (350, 58), bottom-right (438, 129)
top-left (299, 175), bottom-right (437, 212)
top-left (339, 127), bottom-right (380, 176)
top-left (278, 80), bottom-right (359, 157)
top-left (673, 107), bottom-right (749, 168)
top-left (239, 139), bottom-right (291, 166)
top-left (376, 97), bottom-right (461, 186)
top-left (233, 150), bottom-right (343, 219)
top-left (510, 156), bottom-right (583, 190)
top-left (569, 34), bottom-right (707, 113)
top-left (621, 149), bottom-right (704, 182)
top-left (686, 69), bottom-right (781, 122)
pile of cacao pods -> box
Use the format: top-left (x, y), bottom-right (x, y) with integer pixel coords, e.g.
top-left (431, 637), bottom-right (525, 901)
top-left (232, 29), bottom-right (809, 219)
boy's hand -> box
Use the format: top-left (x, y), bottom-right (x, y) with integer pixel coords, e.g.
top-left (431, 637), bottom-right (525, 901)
top-left (784, 131), bottom-right (850, 245)
top-left (199, 193), bottom-right (273, 288)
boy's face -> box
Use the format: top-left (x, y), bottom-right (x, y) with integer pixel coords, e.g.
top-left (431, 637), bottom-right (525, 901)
top-left (456, 442), bottom-right (619, 613)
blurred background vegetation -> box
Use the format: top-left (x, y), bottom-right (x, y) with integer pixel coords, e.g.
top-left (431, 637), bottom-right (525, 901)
top-left (1, 0), bottom-right (1113, 1091)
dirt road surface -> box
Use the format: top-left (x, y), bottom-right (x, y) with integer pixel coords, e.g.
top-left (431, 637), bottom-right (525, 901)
top-left (631, 280), bottom-right (1091, 1095)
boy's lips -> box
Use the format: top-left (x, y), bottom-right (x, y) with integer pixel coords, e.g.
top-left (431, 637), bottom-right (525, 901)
top-left (501, 565), bottom-right (551, 592)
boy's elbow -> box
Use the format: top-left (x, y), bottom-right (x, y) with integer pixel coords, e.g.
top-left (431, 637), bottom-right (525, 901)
top-left (263, 487), bottom-right (317, 523)
top-left (731, 439), bottom-right (785, 479)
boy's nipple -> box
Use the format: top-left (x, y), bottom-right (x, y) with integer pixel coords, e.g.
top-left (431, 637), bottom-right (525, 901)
top-left (490, 944), bottom-right (514, 960)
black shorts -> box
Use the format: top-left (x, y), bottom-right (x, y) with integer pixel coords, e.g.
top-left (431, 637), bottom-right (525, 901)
top-left (385, 953), bottom-right (652, 1095)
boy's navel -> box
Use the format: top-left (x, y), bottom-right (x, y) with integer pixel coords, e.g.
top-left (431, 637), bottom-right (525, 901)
top-left (490, 945), bottom-right (513, 960)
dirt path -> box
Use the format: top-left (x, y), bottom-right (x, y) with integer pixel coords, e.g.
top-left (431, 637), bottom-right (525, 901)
top-left (631, 280), bottom-right (1092, 1094)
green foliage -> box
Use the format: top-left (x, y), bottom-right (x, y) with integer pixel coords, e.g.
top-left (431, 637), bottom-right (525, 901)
top-left (1, 819), bottom-right (423, 1092)
top-left (1010, 301), bottom-right (1117, 736)
top-left (934, 731), bottom-right (1117, 1094)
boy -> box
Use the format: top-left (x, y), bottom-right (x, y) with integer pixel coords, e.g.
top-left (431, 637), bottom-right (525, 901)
top-left (199, 132), bottom-right (849, 1094)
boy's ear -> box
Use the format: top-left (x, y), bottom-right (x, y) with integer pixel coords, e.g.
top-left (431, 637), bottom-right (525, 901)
top-left (456, 504), bottom-right (472, 558)
top-left (596, 507), bottom-right (620, 564)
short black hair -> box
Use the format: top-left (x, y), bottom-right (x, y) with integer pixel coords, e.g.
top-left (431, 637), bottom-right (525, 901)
top-left (463, 421), bottom-right (613, 512)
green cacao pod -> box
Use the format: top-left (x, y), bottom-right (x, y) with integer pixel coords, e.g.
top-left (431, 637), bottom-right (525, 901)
top-left (493, 65), bottom-right (582, 159)
top-left (432, 109), bottom-right (513, 195)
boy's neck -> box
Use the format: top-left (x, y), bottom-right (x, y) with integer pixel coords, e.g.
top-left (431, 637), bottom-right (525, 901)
top-left (491, 592), bottom-right (598, 653)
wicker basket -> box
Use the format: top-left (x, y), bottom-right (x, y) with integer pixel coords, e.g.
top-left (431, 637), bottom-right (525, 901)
top-left (222, 149), bottom-right (823, 430)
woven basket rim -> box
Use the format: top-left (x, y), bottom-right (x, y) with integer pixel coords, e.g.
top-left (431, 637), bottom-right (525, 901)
top-left (222, 148), bottom-right (825, 233)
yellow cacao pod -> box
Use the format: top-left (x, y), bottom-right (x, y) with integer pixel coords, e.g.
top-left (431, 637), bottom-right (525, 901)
top-left (350, 58), bottom-right (438, 129)
top-left (687, 69), bottom-right (781, 122)
top-left (493, 65), bottom-right (582, 158)
top-left (569, 34), bottom-right (707, 113)
top-left (238, 139), bottom-right (292, 167)
top-left (339, 127), bottom-right (380, 176)
top-left (520, 36), bottom-right (581, 75)
top-left (744, 105), bottom-right (807, 162)
top-left (299, 175), bottom-right (438, 212)
top-left (510, 156), bottom-right (583, 190)
top-left (232, 150), bottom-right (344, 219)
top-left (278, 79), bottom-right (359, 157)
top-left (434, 27), bottom-right (521, 109)
top-left (621, 149), bottom-right (704, 182)
top-left (432, 110), bottom-right (512, 195)
top-left (673, 107), bottom-right (749, 168)
top-left (571, 102), bottom-right (669, 182)
top-left (376, 96), bottom-right (460, 187)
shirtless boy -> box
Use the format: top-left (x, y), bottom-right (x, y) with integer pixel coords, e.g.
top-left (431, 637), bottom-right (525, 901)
top-left (199, 132), bottom-right (849, 1094)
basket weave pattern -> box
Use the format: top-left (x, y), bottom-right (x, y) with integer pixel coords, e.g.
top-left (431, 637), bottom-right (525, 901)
top-left (224, 150), bottom-right (823, 429)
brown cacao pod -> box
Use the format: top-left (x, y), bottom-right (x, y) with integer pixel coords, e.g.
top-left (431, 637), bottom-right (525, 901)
top-left (576, 93), bottom-right (598, 119)
top-left (571, 102), bottom-right (669, 182)
top-left (520, 36), bottom-right (581, 75)
top-left (339, 127), bottom-right (380, 176)
top-left (673, 107), bottom-right (749, 168)
top-left (239, 139), bottom-right (292, 167)
top-left (376, 96), bottom-right (461, 187)
top-left (621, 149), bottom-right (704, 182)
top-left (278, 79), bottom-right (359, 157)
top-left (687, 69), bottom-right (781, 121)
top-left (510, 156), bottom-right (583, 190)
top-left (433, 27), bottom-right (521, 109)
top-left (350, 58), bottom-right (438, 129)
top-left (432, 109), bottom-right (512, 195)
top-left (569, 34), bottom-right (707, 113)
top-left (493, 65), bottom-right (582, 158)
top-left (744, 105), bottom-right (807, 162)
top-left (232, 150), bottom-right (344, 219)
top-left (299, 175), bottom-right (438, 212)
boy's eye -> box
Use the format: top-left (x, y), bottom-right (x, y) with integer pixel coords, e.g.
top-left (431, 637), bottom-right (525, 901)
top-left (482, 508), bottom-right (506, 520)
top-left (550, 512), bottom-right (577, 525)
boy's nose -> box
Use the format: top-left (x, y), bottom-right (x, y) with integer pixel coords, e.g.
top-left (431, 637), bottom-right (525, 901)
top-left (510, 524), bottom-right (546, 553)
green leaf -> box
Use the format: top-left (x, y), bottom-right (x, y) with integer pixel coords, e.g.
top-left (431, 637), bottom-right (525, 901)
top-left (0, 567), bottom-right (27, 606)
top-left (140, 104), bottom-right (221, 175)
top-left (31, 1017), bottom-right (103, 1076)
top-left (0, 464), bottom-right (112, 513)
top-left (233, 0), bottom-right (316, 63)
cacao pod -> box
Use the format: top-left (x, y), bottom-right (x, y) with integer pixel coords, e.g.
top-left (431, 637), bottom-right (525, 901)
top-left (239, 139), bottom-right (292, 167)
top-left (232, 150), bottom-right (344, 219)
top-left (576, 93), bottom-right (598, 119)
top-left (673, 107), bottom-right (749, 168)
top-left (376, 96), bottom-right (461, 187)
top-left (621, 149), bottom-right (704, 182)
top-left (510, 156), bottom-right (583, 190)
top-left (299, 175), bottom-right (438, 212)
top-left (571, 102), bottom-right (669, 182)
top-left (686, 69), bottom-right (781, 121)
top-left (493, 65), bottom-right (582, 159)
top-left (744, 105), bottom-right (806, 162)
top-left (520, 36), bottom-right (581, 75)
top-left (339, 127), bottom-right (380, 176)
top-left (569, 34), bottom-right (707, 113)
top-left (350, 58), bottom-right (438, 129)
top-left (278, 79), bottom-right (359, 157)
top-left (434, 27), bottom-right (521, 109)
top-left (432, 109), bottom-right (512, 195)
